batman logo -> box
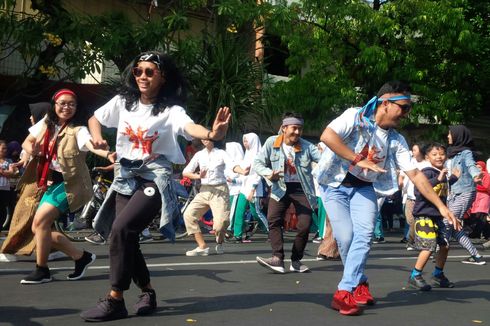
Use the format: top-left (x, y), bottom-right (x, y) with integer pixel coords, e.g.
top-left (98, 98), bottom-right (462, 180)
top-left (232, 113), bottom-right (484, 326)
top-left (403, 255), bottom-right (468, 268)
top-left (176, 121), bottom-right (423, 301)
top-left (415, 218), bottom-right (437, 239)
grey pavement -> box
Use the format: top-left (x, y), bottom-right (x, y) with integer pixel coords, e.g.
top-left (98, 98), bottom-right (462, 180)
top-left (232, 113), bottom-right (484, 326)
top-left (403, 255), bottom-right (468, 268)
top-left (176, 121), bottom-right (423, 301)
top-left (0, 232), bottom-right (489, 326)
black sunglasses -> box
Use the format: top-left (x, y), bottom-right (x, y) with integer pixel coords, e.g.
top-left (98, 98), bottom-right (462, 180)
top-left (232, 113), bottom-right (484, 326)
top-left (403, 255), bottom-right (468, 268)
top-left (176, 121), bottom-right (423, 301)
top-left (132, 67), bottom-right (158, 78)
top-left (388, 100), bottom-right (412, 113)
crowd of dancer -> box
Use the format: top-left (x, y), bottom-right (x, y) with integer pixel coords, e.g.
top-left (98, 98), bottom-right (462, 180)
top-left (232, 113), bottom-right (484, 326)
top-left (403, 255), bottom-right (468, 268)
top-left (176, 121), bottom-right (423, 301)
top-left (0, 51), bottom-right (489, 321)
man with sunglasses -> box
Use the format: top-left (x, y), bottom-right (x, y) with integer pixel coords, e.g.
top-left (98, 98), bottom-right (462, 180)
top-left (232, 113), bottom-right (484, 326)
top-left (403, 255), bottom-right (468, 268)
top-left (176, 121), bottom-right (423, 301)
top-left (314, 80), bottom-right (460, 316)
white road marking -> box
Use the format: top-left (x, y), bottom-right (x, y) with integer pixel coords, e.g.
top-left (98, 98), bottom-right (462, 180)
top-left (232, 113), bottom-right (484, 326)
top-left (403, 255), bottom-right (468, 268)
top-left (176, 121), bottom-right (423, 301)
top-left (0, 255), bottom-right (487, 273)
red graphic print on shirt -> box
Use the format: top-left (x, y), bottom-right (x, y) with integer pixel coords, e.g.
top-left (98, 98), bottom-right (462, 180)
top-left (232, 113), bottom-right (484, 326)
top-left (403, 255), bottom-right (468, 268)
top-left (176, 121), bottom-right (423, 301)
top-left (285, 153), bottom-right (297, 176)
top-left (121, 122), bottom-right (159, 155)
top-left (359, 144), bottom-right (385, 164)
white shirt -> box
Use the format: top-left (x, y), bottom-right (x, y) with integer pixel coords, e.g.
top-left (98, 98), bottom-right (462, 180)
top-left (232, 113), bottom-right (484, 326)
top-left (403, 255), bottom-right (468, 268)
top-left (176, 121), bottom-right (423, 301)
top-left (94, 95), bottom-right (194, 164)
top-left (402, 159), bottom-right (431, 201)
top-left (29, 118), bottom-right (91, 172)
top-left (328, 108), bottom-right (414, 182)
top-left (183, 148), bottom-right (236, 185)
top-left (282, 143), bottom-right (300, 183)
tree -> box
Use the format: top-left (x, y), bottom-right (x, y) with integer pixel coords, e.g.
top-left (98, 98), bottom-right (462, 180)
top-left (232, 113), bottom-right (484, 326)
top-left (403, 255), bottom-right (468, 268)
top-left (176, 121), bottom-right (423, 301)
top-left (0, 0), bottom-right (274, 141)
top-left (265, 0), bottom-right (490, 130)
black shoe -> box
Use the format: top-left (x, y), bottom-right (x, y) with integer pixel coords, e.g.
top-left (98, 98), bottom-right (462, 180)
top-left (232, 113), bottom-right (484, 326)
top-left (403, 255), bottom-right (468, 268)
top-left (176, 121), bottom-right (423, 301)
top-left (20, 265), bottom-right (52, 284)
top-left (134, 289), bottom-right (157, 315)
top-left (431, 273), bottom-right (455, 288)
top-left (316, 254), bottom-right (328, 261)
top-left (372, 237), bottom-right (385, 244)
top-left (461, 255), bottom-right (486, 265)
top-left (400, 238), bottom-right (408, 243)
top-left (67, 251), bottom-right (96, 280)
top-left (408, 275), bottom-right (432, 291)
top-left (80, 295), bottom-right (128, 322)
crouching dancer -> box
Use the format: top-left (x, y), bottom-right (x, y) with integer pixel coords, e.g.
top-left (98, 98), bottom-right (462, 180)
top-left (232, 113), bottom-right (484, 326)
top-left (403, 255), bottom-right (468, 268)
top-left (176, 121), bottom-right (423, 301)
top-left (255, 112), bottom-right (321, 273)
top-left (315, 81), bottom-right (460, 315)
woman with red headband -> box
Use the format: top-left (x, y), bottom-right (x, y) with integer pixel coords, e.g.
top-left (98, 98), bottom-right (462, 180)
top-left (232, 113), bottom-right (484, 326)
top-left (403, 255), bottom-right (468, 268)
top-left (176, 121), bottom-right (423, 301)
top-left (16, 88), bottom-right (114, 284)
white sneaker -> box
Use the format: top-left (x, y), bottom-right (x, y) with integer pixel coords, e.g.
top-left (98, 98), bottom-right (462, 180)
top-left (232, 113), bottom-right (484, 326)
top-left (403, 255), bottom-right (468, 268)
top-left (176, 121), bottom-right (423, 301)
top-left (215, 244), bottom-right (224, 255)
top-left (0, 253), bottom-right (18, 262)
top-left (48, 251), bottom-right (68, 261)
top-left (186, 247), bottom-right (209, 257)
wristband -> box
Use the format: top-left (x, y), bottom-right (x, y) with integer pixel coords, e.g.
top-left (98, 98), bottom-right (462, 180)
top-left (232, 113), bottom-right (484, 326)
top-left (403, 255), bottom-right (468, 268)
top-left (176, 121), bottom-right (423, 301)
top-left (351, 153), bottom-right (365, 166)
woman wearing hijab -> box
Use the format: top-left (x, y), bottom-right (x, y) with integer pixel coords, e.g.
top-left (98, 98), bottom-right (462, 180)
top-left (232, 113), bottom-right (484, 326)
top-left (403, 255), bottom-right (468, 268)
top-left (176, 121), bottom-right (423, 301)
top-left (229, 133), bottom-right (268, 242)
top-left (469, 161), bottom-right (490, 240)
top-left (445, 125), bottom-right (486, 265)
top-left (225, 142), bottom-right (245, 235)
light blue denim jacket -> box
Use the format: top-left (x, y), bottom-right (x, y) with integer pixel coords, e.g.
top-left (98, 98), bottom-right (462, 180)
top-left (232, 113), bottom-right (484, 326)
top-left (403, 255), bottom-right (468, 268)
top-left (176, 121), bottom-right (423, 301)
top-left (110, 155), bottom-right (180, 241)
top-left (447, 149), bottom-right (479, 195)
top-left (314, 108), bottom-right (412, 196)
top-left (253, 135), bottom-right (321, 210)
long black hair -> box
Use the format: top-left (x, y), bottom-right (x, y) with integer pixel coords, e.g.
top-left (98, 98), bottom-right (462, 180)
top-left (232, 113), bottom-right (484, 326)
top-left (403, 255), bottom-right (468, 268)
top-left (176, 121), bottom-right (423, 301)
top-left (119, 51), bottom-right (188, 115)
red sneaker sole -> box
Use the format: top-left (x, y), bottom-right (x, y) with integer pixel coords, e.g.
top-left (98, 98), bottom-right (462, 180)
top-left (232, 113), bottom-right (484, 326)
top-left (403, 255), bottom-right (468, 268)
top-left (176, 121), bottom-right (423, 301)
top-left (331, 301), bottom-right (363, 316)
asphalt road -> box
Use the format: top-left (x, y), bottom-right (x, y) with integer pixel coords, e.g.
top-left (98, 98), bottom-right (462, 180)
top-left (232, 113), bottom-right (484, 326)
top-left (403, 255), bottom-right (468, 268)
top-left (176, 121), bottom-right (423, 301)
top-left (0, 232), bottom-right (489, 326)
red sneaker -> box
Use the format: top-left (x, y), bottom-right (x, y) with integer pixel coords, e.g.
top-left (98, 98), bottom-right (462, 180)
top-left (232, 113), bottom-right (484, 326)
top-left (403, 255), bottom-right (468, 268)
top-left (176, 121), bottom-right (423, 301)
top-left (331, 290), bottom-right (362, 316)
top-left (353, 282), bottom-right (375, 305)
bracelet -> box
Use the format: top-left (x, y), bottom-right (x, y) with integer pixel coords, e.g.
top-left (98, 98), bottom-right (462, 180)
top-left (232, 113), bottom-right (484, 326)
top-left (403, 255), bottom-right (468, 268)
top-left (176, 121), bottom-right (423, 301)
top-left (207, 130), bottom-right (212, 140)
top-left (351, 153), bottom-right (365, 166)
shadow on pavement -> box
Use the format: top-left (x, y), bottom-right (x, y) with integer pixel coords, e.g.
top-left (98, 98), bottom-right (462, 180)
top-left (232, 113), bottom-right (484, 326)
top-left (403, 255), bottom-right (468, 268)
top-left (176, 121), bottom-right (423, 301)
top-left (0, 306), bottom-right (78, 326)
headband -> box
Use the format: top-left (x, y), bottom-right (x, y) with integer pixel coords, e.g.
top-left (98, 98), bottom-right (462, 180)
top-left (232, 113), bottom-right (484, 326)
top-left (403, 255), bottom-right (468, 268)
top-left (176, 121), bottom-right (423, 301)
top-left (377, 95), bottom-right (411, 102)
top-left (53, 89), bottom-right (77, 101)
top-left (355, 94), bottom-right (412, 132)
top-left (282, 117), bottom-right (304, 126)
top-left (136, 53), bottom-right (161, 70)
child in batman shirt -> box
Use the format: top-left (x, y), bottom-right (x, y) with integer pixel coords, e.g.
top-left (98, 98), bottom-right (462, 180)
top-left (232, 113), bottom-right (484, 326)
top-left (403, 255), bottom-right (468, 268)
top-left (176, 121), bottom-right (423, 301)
top-left (407, 143), bottom-right (459, 291)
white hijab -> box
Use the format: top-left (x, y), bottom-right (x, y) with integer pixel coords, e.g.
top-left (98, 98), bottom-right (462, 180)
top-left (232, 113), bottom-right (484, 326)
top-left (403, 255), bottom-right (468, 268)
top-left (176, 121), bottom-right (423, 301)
top-left (225, 142), bottom-right (244, 161)
top-left (242, 133), bottom-right (261, 169)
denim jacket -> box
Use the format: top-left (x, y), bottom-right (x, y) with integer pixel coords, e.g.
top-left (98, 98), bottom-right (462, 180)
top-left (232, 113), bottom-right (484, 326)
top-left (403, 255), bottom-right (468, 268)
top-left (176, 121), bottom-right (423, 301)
top-left (110, 155), bottom-right (180, 241)
top-left (253, 135), bottom-right (321, 210)
top-left (447, 149), bottom-right (479, 195)
top-left (314, 109), bottom-right (411, 196)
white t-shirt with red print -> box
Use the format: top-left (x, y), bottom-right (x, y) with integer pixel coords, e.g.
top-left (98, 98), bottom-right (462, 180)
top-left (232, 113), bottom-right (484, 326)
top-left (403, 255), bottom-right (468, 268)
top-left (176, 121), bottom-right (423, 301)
top-left (94, 95), bottom-right (194, 164)
top-left (328, 108), bottom-right (413, 182)
top-left (282, 143), bottom-right (300, 183)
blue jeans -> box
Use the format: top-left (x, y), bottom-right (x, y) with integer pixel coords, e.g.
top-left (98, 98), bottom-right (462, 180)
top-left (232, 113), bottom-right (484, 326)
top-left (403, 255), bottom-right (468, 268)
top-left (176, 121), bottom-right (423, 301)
top-left (319, 184), bottom-right (377, 291)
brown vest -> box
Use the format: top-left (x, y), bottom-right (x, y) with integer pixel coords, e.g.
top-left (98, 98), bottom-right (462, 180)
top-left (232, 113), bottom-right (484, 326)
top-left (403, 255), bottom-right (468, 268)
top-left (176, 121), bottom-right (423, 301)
top-left (1, 124), bottom-right (92, 255)
top-left (55, 125), bottom-right (92, 211)
top-left (18, 123), bottom-right (92, 211)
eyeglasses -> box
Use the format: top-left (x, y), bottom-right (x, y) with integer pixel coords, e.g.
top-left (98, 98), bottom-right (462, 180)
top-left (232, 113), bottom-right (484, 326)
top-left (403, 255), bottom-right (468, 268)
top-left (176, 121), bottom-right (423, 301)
top-left (132, 67), bottom-right (159, 78)
top-left (388, 100), bottom-right (412, 114)
top-left (56, 101), bottom-right (77, 109)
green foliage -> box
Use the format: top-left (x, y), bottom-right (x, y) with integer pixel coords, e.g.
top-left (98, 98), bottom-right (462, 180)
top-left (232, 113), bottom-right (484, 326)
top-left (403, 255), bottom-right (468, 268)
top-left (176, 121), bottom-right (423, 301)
top-left (267, 0), bottom-right (490, 128)
top-left (3, 0), bottom-right (489, 138)
top-left (177, 32), bottom-right (269, 140)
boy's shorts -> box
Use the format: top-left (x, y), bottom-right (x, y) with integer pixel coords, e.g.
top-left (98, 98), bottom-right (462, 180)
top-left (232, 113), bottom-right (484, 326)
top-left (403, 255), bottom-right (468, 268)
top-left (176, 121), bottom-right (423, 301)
top-left (38, 182), bottom-right (69, 214)
top-left (413, 216), bottom-right (448, 252)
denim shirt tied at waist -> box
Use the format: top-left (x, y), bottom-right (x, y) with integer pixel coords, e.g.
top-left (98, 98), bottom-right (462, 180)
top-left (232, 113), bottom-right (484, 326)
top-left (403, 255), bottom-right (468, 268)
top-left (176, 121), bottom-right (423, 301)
top-left (447, 149), bottom-right (480, 195)
top-left (253, 135), bottom-right (321, 211)
top-left (110, 155), bottom-right (180, 242)
top-left (314, 124), bottom-right (403, 197)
